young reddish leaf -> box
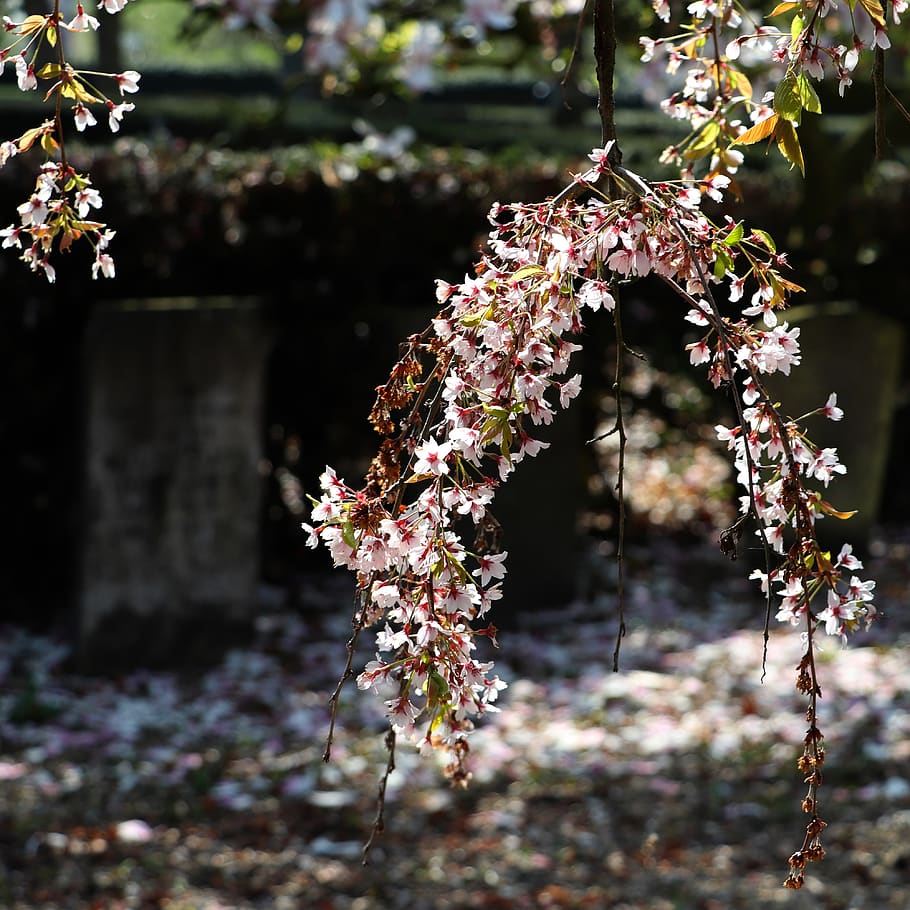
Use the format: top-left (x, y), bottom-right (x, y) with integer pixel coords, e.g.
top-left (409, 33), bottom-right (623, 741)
top-left (768, 0), bottom-right (799, 13)
top-left (728, 68), bottom-right (753, 101)
top-left (679, 35), bottom-right (703, 59)
top-left (733, 113), bottom-right (779, 146)
top-left (17, 125), bottom-right (49, 153)
top-left (820, 501), bottom-right (858, 520)
top-left (777, 276), bottom-right (806, 293)
top-left (17, 14), bottom-right (47, 35)
top-left (859, 0), bottom-right (887, 26)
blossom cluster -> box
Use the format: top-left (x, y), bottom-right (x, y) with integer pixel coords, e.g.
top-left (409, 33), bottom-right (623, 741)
top-left (642, 0), bottom-right (904, 176)
top-left (191, 0), bottom-right (586, 92)
top-left (713, 389), bottom-right (876, 623)
top-left (1, 3), bottom-right (141, 279)
top-left (306, 146), bottom-right (874, 789)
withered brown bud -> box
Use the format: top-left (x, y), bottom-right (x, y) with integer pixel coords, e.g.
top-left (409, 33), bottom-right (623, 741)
top-left (805, 845), bottom-right (826, 863)
top-left (806, 818), bottom-right (828, 837)
top-left (796, 670), bottom-right (813, 694)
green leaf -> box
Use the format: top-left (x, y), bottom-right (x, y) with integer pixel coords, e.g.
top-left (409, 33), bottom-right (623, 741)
top-left (683, 120), bottom-right (721, 160)
top-left (712, 242), bottom-right (735, 277)
top-left (35, 63), bottom-right (61, 80)
top-left (751, 229), bottom-right (777, 253)
top-left (723, 222), bottom-right (745, 246)
top-left (511, 264), bottom-right (546, 282)
top-left (713, 248), bottom-right (732, 280)
top-left (774, 74), bottom-right (802, 125)
top-left (775, 118), bottom-right (805, 175)
top-left (39, 132), bottom-right (58, 156)
top-left (426, 667), bottom-right (450, 704)
top-left (797, 72), bottom-right (822, 115)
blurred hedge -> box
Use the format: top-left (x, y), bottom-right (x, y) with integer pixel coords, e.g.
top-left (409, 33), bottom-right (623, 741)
top-left (0, 128), bottom-right (908, 625)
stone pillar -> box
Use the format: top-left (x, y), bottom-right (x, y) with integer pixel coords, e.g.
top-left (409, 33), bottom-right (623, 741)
top-left (492, 405), bottom-right (582, 617)
top-left (766, 302), bottom-right (904, 547)
top-left (79, 298), bottom-right (269, 670)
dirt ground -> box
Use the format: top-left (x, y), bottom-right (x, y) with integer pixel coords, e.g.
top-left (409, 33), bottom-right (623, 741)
top-left (2, 532), bottom-right (909, 909)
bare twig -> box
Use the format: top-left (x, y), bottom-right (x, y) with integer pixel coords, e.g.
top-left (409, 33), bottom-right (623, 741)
top-left (610, 293), bottom-right (628, 672)
top-left (560, 0), bottom-right (591, 104)
top-left (362, 727), bottom-right (397, 864)
top-left (591, 0), bottom-right (631, 667)
top-left (885, 84), bottom-right (910, 126)
top-left (872, 46), bottom-right (889, 160)
top-left (323, 590), bottom-right (370, 763)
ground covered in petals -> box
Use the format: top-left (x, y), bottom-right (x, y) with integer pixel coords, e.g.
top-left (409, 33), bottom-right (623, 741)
top-left (2, 532), bottom-right (909, 910)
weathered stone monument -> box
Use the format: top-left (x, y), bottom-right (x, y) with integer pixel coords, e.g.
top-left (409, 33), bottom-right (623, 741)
top-left (766, 302), bottom-right (904, 547)
top-left (80, 298), bottom-right (269, 669)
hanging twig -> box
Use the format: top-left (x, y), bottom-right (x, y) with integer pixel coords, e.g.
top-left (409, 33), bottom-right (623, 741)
top-left (560, 0), bottom-right (591, 104)
top-left (362, 727), bottom-right (397, 864)
top-left (610, 295), bottom-right (628, 672)
top-left (590, 0), bottom-right (632, 667)
top-left (872, 46), bottom-right (889, 160)
top-left (323, 589), bottom-right (370, 763)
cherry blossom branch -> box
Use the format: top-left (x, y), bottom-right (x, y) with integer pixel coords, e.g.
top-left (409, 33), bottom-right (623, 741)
top-left (0, 0), bottom-right (140, 279)
top-left (291, 0), bottom-right (888, 887)
top-left (308, 143), bottom-right (876, 882)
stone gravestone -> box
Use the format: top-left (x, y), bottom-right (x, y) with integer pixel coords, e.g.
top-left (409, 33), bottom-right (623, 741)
top-left (80, 298), bottom-right (269, 670)
top-left (766, 302), bottom-right (904, 548)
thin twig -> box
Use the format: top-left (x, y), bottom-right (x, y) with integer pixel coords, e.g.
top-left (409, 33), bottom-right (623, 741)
top-left (560, 0), bottom-right (591, 105)
top-left (323, 589), bottom-right (370, 763)
top-left (872, 46), bottom-right (889, 160)
top-left (885, 84), bottom-right (910, 126)
top-left (610, 292), bottom-right (628, 672)
top-left (362, 727), bottom-right (397, 864)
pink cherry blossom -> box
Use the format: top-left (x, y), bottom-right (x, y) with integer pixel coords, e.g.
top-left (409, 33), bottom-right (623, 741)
top-left (413, 438), bottom-right (452, 476)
